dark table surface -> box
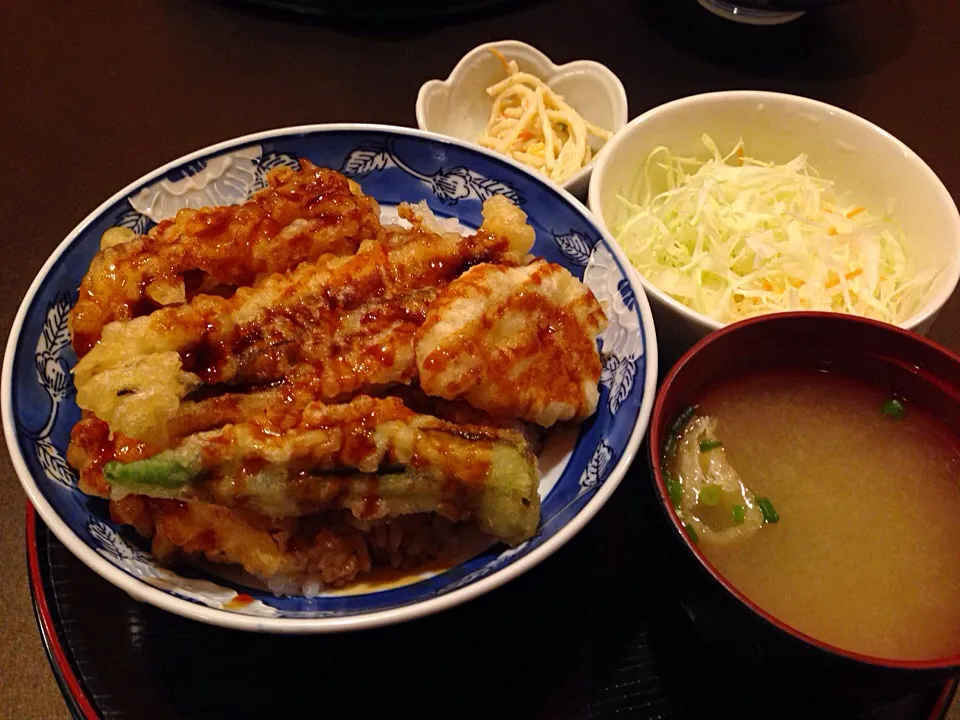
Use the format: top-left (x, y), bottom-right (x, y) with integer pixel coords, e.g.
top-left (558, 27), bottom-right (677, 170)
top-left (3, 1), bottom-right (960, 717)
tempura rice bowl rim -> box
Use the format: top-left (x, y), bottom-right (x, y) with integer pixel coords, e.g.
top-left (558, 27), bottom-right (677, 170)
top-left (648, 310), bottom-right (960, 671)
top-left (3, 123), bottom-right (658, 634)
top-left (587, 90), bottom-right (960, 336)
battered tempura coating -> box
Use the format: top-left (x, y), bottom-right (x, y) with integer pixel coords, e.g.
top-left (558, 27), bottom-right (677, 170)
top-left (67, 380), bottom-right (320, 497)
top-left (111, 496), bottom-right (368, 584)
top-left (415, 260), bottom-right (608, 426)
top-left (103, 395), bottom-right (541, 545)
top-left (72, 199), bottom-right (534, 441)
top-left (69, 162), bottom-right (382, 356)
top-left (65, 184), bottom-right (611, 592)
top-left (111, 497), bottom-right (463, 587)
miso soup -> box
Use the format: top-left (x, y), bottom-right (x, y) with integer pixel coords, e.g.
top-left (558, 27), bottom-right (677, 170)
top-left (664, 370), bottom-right (960, 661)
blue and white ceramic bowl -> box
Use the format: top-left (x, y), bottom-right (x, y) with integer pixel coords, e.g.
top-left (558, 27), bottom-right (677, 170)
top-left (3, 125), bottom-right (658, 633)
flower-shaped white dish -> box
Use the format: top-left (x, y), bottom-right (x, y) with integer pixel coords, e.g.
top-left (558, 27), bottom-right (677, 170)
top-left (416, 40), bottom-right (628, 199)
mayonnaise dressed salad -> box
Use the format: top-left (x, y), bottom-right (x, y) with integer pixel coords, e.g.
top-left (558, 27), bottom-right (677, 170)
top-left (613, 135), bottom-right (940, 324)
top-left (477, 49), bottom-right (612, 185)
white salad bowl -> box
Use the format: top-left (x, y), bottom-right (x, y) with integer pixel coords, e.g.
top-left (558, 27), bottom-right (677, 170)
top-left (588, 91), bottom-right (960, 365)
top-left (4, 124), bottom-right (657, 633)
top-left (416, 40), bottom-right (628, 199)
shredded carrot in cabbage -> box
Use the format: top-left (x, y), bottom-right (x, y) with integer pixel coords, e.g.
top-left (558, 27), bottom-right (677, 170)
top-left (613, 135), bottom-right (941, 324)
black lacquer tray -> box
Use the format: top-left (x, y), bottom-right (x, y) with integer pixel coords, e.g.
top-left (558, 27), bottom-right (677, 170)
top-left (28, 457), bottom-right (958, 720)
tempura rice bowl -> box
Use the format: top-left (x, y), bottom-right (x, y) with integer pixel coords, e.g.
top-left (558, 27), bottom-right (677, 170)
top-left (4, 124), bottom-right (657, 633)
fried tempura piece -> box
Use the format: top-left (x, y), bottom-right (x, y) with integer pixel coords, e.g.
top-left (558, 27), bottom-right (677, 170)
top-left (67, 412), bottom-right (163, 497)
top-left (69, 377), bottom-right (537, 502)
top-left (415, 260), bottom-right (608, 426)
top-left (111, 497), bottom-right (350, 582)
top-left (70, 162), bottom-right (382, 356)
top-left (68, 383), bottom-right (310, 497)
top-left (474, 193), bottom-right (536, 254)
top-left (73, 197), bottom-right (535, 440)
top-left (104, 395), bottom-right (540, 545)
top-left (111, 497), bottom-right (465, 586)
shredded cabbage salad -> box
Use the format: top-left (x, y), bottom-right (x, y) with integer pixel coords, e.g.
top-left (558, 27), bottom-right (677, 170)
top-left (613, 135), bottom-right (940, 324)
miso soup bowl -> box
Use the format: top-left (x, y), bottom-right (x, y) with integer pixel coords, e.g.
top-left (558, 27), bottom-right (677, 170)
top-left (588, 91), bottom-right (960, 367)
top-left (648, 311), bottom-right (960, 689)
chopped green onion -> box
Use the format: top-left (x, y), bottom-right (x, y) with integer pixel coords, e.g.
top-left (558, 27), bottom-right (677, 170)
top-left (882, 398), bottom-right (905, 419)
top-left (662, 470), bottom-right (683, 509)
top-left (669, 406), bottom-right (696, 436)
top-left (732, 504), bottom-right (746, 525)
top-left (757, 497), bottom-right (779, 523)
top-left (683, 523), bottom-right (699, 544)
top-left (698, 484), bottom-right (721, 506)
top-left (699, 439), bottom-right (723, 452)
top-left (667, 481), bottom-right (683, 508)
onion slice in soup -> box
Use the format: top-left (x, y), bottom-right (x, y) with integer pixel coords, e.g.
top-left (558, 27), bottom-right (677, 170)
top-left (673, 416), bottom-right (764, 545)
